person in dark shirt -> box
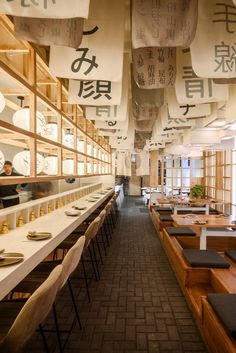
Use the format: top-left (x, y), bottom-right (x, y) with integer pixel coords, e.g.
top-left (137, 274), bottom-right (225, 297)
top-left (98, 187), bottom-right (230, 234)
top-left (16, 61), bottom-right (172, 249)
top-left (0, 161), bottom-right (26, 208)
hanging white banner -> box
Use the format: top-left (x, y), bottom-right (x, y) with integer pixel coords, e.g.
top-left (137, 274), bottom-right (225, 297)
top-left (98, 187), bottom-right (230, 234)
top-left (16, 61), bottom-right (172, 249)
top-left (14, 17), bottom-right (84, 48)
top-left (0, 0), bottom-right (90, 18)
top-left (133, 101), bottom-right (159, 121)
top-left (132, 73), bottom-right (164, 107)
top-left (49, 0), bottom-right (125, 81)
top-left (175, 48), bottom-right (229, 104)
top-left (70, 54), bottom-right (128, 106)
top-left (136, 151), bottom-right (150, 176)
top-left (95, 117), bottom-right (128, 130)
top-left (132, 0), bottom-right (198, 49)
top-left (132, 47), bottom-right (176, 89)
top-left (116, 151), bottom-right (131, 176)
top-left (191, 0), bottom-right (236, 78)
top-left (167, 88), bottom-right (211, 118)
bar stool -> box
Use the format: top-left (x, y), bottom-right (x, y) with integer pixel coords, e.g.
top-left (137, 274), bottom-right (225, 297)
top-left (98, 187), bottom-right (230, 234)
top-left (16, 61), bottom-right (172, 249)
top-left (0, 265), bottom-right (63, 353)
top-left (11, 237), bottom-right (86, 352)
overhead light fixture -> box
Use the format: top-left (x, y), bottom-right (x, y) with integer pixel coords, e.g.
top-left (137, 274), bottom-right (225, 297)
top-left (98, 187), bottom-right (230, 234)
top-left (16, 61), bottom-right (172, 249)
top-left (12, 96), bottom-right (46, 134)
top-left (43, 156), bottom-right (58, 175)
top-left (63, 158), bottom-right (74, 175)
top-left (13, 151), bottom-right (44, 176)
top-left (41, 122), bottom-right (58, 141)
top-left (0, 92), bottom-right (6, 113)
top-left (206, 118), bottom-right (226, 128)
top-left (63, 128), bottom-right (74, 148)
top-left (221, 136), bottom-right (233, 141)
top-left (77, 161), bottom-right (85, 175)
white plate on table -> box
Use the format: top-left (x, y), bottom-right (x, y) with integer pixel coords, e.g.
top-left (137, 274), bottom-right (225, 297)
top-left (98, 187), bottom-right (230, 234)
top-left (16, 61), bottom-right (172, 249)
top-left (0, 252), bottom-right (24, 266)
top-left (27, 232), bottom-right (52, 241)
top-left (65, 210), bottom-right (81, 216)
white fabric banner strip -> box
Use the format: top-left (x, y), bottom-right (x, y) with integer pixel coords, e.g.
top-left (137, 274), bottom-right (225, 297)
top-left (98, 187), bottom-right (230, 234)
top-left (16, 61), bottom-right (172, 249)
top-left (14, 17), bottom-right (83, 48)
top-left (95, 117), bottom-right (128, 130)
top-left (190, 0), bottom-right (236, 78)
top-left (226, 85), bottom-right (236, 123)
top-left (49, 0), bottom-right (125, 81)
top-left (175, 48), bottom-right (229, 104)
top-left (116, 152), bottom-right (131, 176)
top-left (133, 102), bottom-right (159, 121)
top-left (132, 47), bottom-right (176, 89)
top-left (70, 54), bottom-right (128, 106)
top-left (232, 0), bottom-right (236, 4)
top-left (0, 0), bottom-right (90, 19)
top-left (132, 0), bottom-right (198, 49)
top-left (136, 151), bottom-right (150, 176)
top-left (167, 88), bottom-right (211, 118)
top-left (132, 73), bottom-right (164, 107)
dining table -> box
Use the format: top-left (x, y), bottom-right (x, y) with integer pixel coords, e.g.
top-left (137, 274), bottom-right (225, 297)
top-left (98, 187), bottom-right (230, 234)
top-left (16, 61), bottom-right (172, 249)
top-left (171, 214), bottom-right (236, 250)
top-left (0, 188), bottom-right (114, 300)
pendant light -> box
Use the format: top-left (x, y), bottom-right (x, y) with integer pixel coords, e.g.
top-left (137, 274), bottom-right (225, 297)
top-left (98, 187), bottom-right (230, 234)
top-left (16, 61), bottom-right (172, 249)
top-left (62, 128), bottom-right (74, 148)
top-left (43, 155), bottom-right (58, 175)
top-left (13, 150), bottom-right (44, 176)
top-left (41, 121), bottom-right (58, 141)
top-left (12, 96), bottom-right (46, 134)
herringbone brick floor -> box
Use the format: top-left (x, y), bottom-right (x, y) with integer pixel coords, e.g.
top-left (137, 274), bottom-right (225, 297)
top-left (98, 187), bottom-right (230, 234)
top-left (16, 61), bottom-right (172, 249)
top-left (25, 196), bottom-right (209, 353)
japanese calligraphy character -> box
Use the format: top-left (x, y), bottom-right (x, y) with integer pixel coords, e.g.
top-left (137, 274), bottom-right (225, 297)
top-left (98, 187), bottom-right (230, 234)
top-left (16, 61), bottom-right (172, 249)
top-left (137, 54), bottom-right (144, 67)
top-left (147, 47), bottom-right (154, 59)
top-left (214, 41), bottom-right (236, 72)
top-left (7, 0), bottom-right (56, 8)
top-left (71, 48), bottom-right (98, 75)
top-left (96, 106), bottom-right (117, 118)
top-left (106, 121), bottom-right (117, 127)
top-left (167, 64), bottom-right (175, 85)
top-left (157, 48), bottom-right (165, 63)
top-left (185, 80), bottom-right (204, 98)
top-left (158, 69), bottom-right (166, 85)
top-left (148, 65), bottom-right (155, 85)
top-left (83, 26), bottom-right (99, 35)
top-left (179, 104), bottom-right (196, 115)
top-left (78, 81), bottom-right (111, 100)
top-left (213, 3), bottom-right (236, 34)
top-left (137, 73), bottom-right (145, 86)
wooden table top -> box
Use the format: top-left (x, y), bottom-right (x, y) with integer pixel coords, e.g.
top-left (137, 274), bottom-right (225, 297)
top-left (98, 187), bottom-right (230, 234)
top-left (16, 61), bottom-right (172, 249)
top-left (172, 214), bottom-right (236, 228)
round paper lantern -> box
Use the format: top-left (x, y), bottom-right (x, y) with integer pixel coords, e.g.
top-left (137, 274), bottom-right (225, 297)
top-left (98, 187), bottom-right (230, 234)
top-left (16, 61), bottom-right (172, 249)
top-left (43, 156), bottom-right (58, 175)
top-left (77, 161), bottom-right (85, 175)
top-left (63, 159), bottom-right (74, 175)
top-left (0, 92), bottom-right (6, 113)
top-left (87, 161), bottom-right (92, 174)
top-left (13, 151), bottom-right (44, 176)
top-left (77, 139), bottom-right (84, 152)
top-left (87, 143), bottom-right (92, 155)
top-left (0, 150), bottom-right (5, 172)
top-left (63, 129), bottom-right (74, 148)
top-left (12, 108), bottom-right (46, 134)
top-left (41, 122), bottom-right (58, 141)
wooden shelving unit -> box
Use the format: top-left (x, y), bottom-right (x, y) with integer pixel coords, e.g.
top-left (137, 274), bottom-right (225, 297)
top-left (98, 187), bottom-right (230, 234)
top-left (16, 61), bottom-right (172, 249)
top-left (0, 15), bottom-right (111, 185)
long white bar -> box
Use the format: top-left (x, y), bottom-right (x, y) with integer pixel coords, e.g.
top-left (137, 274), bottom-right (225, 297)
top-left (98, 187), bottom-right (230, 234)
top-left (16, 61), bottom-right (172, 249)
top-left (0, 188), bottom-right (113, 300)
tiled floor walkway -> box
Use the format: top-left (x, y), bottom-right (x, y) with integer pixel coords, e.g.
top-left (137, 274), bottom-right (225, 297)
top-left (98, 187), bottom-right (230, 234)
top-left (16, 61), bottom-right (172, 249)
top-left (27, 196), bottom-right (209, 353)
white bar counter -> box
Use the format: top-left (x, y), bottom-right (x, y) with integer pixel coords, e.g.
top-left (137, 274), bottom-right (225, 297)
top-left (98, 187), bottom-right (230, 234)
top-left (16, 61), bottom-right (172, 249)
top-left (0, 187), bottom-right (113, 300)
